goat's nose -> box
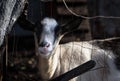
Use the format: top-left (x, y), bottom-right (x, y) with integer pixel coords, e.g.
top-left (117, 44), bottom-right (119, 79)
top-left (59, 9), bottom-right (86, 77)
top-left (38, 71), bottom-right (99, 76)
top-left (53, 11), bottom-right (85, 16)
top-left (39, 42), bottom-right (50, 47)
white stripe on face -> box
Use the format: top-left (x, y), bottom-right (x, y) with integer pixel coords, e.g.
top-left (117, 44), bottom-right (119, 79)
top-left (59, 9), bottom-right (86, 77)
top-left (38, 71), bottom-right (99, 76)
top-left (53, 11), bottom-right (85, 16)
top-left (39, 17), bottom-right (58, 56)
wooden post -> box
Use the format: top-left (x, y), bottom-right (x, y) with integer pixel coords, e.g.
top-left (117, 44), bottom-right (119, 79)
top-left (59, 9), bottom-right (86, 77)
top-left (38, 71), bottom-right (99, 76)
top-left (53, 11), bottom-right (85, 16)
top-left (0, 0), bottom-right (26, 81)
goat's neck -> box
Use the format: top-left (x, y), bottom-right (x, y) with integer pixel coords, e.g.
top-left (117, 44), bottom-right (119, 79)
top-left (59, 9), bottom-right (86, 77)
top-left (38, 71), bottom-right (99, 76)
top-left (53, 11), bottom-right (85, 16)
top-left (38, 36), bottom-right (64, 80)
top-left (38, 45), bottom-right (61, 80)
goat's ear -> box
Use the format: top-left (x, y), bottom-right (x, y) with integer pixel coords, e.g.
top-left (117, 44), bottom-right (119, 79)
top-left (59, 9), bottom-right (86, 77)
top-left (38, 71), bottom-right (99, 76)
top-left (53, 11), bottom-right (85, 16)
top-left (17, 2), bottom-right (36, 32)
top-left (60, 17), bottom-right (83, 34)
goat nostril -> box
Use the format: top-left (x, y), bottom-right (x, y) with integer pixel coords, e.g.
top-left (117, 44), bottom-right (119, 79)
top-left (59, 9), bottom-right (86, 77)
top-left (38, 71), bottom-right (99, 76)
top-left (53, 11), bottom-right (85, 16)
top-left (46, 43), bottom-right (50, 48)
top-left (39, 42), bottom-right (50, 48)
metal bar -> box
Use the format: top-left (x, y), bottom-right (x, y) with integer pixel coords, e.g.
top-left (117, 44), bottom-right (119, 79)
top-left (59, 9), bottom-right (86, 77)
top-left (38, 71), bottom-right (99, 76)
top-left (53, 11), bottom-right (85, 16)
top-left (50, 60), bottom-right (96, 81)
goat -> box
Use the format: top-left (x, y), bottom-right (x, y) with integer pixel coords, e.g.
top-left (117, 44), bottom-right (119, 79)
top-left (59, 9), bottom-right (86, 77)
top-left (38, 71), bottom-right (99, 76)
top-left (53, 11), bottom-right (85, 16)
top-left (36, 17), bottom-right (120, 81)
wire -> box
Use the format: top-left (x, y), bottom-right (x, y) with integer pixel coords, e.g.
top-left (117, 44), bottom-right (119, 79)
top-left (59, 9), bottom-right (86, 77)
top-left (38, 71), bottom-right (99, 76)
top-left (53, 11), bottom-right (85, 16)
top-left (62, 0), bottom-right (120, 19)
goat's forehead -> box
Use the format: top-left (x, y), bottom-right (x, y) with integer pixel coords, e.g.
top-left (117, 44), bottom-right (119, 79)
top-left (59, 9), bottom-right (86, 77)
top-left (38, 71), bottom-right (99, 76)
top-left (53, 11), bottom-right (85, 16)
top-left (41, 17), bottom-right (58, 30)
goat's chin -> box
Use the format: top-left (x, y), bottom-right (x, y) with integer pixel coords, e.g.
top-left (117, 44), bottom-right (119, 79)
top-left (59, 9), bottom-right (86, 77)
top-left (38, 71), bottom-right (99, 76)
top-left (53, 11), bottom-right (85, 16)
top-left (38, 47), bottom-right (53, 57)
top-left (39, 52), bottom-right (51, 57)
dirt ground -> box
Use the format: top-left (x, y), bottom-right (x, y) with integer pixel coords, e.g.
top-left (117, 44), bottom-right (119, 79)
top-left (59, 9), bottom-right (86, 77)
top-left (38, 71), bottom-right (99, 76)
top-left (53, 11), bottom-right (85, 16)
top-left (0, 36), bottom-right (41, 81)
top-left (6, 50), bottom-right (41, 81)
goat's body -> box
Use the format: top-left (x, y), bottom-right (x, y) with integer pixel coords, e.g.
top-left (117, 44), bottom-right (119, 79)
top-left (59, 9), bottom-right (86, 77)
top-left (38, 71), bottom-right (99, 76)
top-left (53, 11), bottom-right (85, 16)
top-left (37, 17), bottom-right (120, 81)
top-left (38, 38), bottom-right (120, 81)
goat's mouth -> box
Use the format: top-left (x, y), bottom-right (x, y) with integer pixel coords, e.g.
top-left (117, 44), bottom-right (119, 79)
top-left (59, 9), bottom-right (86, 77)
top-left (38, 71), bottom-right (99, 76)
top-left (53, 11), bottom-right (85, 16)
top-left (39, 51), bottom-right (51, 55)
top-left (38, 47), bottom-right (52, 56)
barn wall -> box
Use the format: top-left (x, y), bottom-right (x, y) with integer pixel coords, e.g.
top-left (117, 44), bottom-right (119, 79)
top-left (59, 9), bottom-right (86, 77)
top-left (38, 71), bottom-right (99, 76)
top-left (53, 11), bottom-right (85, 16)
top-left (88, 0), bottom-right (120, 39)
top-left (57, 0), bottom-right (92, 42)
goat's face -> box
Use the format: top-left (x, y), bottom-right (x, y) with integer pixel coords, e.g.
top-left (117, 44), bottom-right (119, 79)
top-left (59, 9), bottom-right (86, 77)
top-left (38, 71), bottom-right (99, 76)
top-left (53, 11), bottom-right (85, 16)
top-left (38, 17), bottom-right (82, 57)
top-left (38, 17), bottom-right (59, 56)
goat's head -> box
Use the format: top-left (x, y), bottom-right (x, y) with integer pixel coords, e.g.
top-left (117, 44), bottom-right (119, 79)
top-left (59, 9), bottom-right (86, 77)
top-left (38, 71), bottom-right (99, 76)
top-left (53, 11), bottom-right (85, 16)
top-left (38, 17), bottom-right (83, 57)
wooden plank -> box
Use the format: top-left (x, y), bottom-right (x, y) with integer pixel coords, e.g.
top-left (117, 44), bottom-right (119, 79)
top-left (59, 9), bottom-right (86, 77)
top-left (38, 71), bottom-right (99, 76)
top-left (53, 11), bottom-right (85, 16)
top-left (57, 6), bottom-right (88, 15)
top-left (57, 0), bottom-right (87, 3)
top-left (57, 2), bottom-right (87, 7)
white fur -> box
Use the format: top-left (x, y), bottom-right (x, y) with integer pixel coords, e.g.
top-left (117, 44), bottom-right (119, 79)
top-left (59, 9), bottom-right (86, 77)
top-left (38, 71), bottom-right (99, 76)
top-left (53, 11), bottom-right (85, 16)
top-left (41, 17), bottom-right (58, 29)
